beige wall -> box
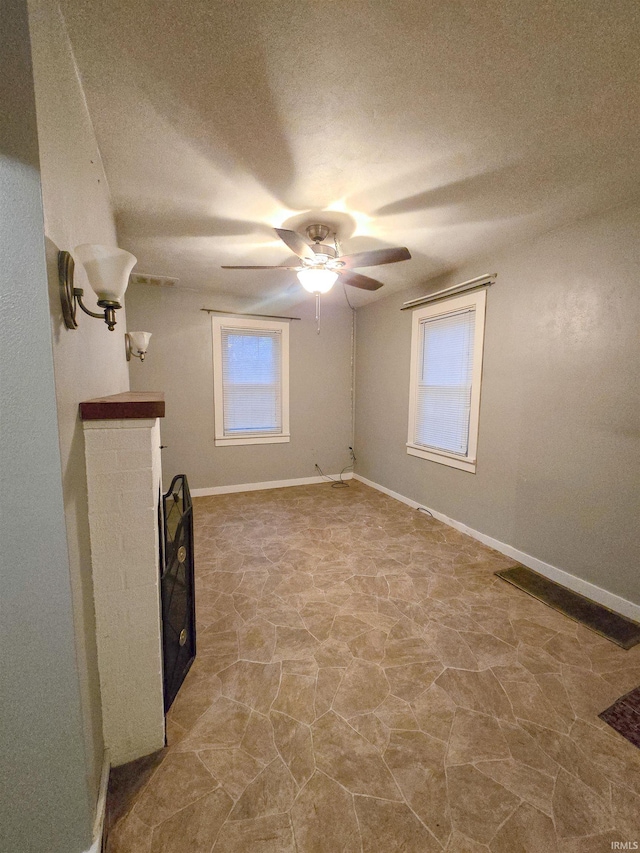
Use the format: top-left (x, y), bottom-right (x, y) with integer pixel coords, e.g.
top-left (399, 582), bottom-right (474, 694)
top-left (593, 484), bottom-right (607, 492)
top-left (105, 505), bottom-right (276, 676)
top-left (29, 0), bottom-right (130, 803)
top-left (126, 284), bottom-right (354, 489)
top-left (355, 200), bottom-right (640, 605)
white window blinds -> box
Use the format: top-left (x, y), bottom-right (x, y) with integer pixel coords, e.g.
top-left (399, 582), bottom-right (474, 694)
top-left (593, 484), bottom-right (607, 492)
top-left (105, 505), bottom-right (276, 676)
top-left (220, 326), bottom-right (282, 436)
top-left (414, 308), bottom-right (476, 455)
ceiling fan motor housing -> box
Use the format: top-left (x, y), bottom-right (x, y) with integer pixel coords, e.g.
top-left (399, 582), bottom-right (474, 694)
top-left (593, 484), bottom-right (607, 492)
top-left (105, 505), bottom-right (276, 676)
top-left (306, 224), bottom-right (332, 244)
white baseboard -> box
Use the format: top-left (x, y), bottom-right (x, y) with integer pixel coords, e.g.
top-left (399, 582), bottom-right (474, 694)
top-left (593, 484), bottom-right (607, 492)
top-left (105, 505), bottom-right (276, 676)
top-left (191, 472), bottom-right (353, 497)
top-left (84, 751), bottom-right (109, 853)
top-left (353, 474), bottom-right (640, 623)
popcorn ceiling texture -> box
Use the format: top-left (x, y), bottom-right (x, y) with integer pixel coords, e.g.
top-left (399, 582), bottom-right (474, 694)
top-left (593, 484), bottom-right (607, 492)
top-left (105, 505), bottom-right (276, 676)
top-left (106, 481), bottom-right (640, 851)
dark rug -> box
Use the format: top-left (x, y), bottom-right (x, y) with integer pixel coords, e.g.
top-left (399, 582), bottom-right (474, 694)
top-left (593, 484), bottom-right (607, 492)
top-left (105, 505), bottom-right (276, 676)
top-left (599, 686), bottom-right (640, 749)
top-left (495, 565), bottom-right (640, 649)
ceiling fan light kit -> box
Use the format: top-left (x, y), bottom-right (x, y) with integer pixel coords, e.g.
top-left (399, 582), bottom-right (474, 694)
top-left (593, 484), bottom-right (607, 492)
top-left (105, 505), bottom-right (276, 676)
top-left (222, 223), bottom-right (412, 296)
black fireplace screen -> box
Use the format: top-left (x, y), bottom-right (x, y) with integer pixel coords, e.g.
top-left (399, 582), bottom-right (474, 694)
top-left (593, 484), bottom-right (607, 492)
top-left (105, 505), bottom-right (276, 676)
top-left (159, 474), bottom-right (196, 712)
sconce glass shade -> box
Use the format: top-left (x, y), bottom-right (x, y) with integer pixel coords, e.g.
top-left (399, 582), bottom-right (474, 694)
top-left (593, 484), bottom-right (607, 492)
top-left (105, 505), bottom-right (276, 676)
top-left (297, 268), bottom-right (338, 294)
top-left (74, 244), bottom-right (137, 304)
top-left (128, 331), bottom-right (151, 353)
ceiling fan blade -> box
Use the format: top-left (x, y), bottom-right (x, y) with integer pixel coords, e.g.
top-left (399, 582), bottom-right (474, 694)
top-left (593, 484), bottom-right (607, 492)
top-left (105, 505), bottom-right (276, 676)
top-left (338, 269), bottom-right (384, 291)
top-left (221, 265), bottom-right (300, 270)
top-left (275, 228), bottom-right (316, 261)
top-left (338, 247), bottom-right (411, 268)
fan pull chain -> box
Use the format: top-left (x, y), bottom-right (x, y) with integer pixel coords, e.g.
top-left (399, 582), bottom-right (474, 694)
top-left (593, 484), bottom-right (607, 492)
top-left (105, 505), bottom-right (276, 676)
top-left (315, 292), bottom-right (321, 334)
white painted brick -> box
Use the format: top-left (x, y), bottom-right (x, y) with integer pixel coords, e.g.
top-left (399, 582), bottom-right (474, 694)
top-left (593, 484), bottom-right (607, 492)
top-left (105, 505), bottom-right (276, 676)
top-left (83, 415), bottom-right (164, 763)
top-left (83, 418), bottom-right (157, 431)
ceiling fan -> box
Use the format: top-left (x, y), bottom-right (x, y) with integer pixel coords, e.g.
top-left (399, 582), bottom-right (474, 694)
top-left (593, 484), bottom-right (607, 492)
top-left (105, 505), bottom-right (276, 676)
top-left (222, 224), bottom-right (411, 294)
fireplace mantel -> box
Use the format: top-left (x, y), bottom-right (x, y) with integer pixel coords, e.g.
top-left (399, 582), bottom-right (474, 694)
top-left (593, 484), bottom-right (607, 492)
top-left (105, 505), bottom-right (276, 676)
top-left (79, 391), bottom-right (165, 421)
top-left (81, 392), bottom-right (166, 765)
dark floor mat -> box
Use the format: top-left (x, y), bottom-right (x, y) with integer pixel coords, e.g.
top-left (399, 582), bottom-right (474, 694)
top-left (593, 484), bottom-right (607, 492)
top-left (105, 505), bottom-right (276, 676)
top-left (495, 565), bottom-right (640, 649)
top-left (599, 686), bottom-right (640, 749)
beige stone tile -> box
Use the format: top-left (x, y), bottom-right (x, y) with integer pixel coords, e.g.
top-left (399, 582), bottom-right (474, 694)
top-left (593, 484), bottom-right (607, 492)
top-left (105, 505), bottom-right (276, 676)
top-left (349, 712), bottom-right (391, 752)
top-left (610, 782), bottom-right (640, 837)
top-left (166, 670), bottom-right (222, 731)
top-left (237, 618), bottom-right (276, 662)
top-left (446, 829), bottom-right (491, 851)
top-left (346, 574), bottom-right (390, 597)
top-left (534, 672), bottom-right (575, 724)
top-left (384, 729), bottom-right (450, 844)
top-left (447, 709), bottom-right (511, 765)
top-left (212, 813), bottom-right (297, 853)
top-left (559, 832), bottom-right (637, 853)
top-left (384, 661), bottom-right (443, 702)
top-left (271, 672), bottom-right (316, 723)
top-left (332, 659), bottom-right (390, 717)
top-left (354, 795), bottom-right (442, 853)
top-left (314, 666), bottom-right (344, 717)
top-left (132, 752), bottom-right (217, 827)
top-left (561, 665), bottom-right (624, 722)
top-left (412, 683), bottom-right (457, 742)
top-left (489, 801), bottom-right (557, 853)
top-left (348, 627), bottom-right (388, 662)
top-left (510, 618), bottom-right (558, 647)
top-left (274, 626), bottom-right (320, 660)
top-left (436, 667), bottom-right (514, 720)
top-left (107, 812), bottom-right (152, 853)
top-left (300, 601), bottom-right (338, 641)
top-left (498, 720), bottom-right (559, 776)
top-left (270, 710), bottom-right (315, 788)
top-left (520, 720), bottom-right (609, 797)
top-left (196, 628), bottom-right (239, 671)
top-left (240, 710), bottom-right (278, 764)
top-left (312, 710), bottom-right (402, 799)
top-left (150, 788), bottom-right (233, 852)
top-left (115, 485), bottom-right (640, 853)
top-left (314, 637), bottom-right (353, 668)
top-left (459, 631), bottom-right (517, 668)
top-left (544, 633), bottom-right (593, 669)
top-left (217, 660), bottom-right (281, 714)
top-left (177, 697), bottom-right (251, 750)
top-left (552, 768), bottom-right (613, 838)
top-left (517, 643), bottom-right (563, 675)
top-left (569, 719), bottom-right (640, 796)
top-left (375, 694), bottom-right (420, 730)
top-left (229, 756), bottom-right (297, 820)
top-left (447, 763), bottom-right (520, 843)
top-left (291, 772), bottom-right (361, 853)
top-left (501, 680), bottom-right (570, 733)
top-left (382, 636), bottom-right (440, 667)
top-left (476, 759), bottom-right (555, 816)
top-left (330, 613), bottom-right (375, 642)
top-left (198, 748), bottom-right (264, 800)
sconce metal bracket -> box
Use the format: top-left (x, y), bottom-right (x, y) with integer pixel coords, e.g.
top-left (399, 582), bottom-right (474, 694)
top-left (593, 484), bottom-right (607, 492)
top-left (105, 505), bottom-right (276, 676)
top-left (58, 250), bottom-right (121, 331)
top-left (58, 250), bottom-right (78, 329)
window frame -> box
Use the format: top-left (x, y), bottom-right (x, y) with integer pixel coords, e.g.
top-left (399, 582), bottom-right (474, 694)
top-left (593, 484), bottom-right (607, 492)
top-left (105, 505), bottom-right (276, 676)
top-left (406, 289), bottom-right (486, 473)
top-left (212, 315), bottom-right (290, 446)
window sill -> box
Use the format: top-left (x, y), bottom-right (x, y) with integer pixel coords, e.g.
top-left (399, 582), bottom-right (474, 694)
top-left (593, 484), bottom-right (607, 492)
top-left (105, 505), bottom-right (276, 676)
top-left (406, 443), bottom-right (476, 473)
top-left (215, 434), bottom-right (290, 447)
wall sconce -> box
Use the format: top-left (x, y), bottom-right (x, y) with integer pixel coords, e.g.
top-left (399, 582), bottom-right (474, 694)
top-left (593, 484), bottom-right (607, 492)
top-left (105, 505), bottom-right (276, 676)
top-left (125, 331), bottom-right (152, 362)
top-left (59, 244), bottom-right (137, 331)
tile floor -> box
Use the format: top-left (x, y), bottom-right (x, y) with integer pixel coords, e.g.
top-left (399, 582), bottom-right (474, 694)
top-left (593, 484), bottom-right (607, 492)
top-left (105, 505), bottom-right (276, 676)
top-left (107, 481), bottom-right (640, 852)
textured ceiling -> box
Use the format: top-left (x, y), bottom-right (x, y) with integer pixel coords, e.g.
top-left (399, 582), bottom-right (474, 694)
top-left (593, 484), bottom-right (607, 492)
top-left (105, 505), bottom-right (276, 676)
top-left (61, 0), bottom-right (640, 310)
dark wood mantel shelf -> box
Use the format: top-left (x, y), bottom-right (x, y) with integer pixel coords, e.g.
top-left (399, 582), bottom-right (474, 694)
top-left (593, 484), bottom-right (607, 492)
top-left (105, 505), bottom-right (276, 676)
top-left (79, 392), bottom-right (165, 421)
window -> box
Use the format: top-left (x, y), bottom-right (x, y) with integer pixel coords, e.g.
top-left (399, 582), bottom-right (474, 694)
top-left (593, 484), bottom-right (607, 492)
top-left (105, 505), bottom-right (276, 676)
top-left (407, 290), bottom-right (486, 472)
top-left (212, 316), bottom-right (290, 446)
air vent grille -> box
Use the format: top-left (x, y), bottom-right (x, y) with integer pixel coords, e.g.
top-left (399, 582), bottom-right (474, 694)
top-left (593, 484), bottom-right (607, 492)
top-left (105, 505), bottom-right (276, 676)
top-left (129, 273), bottom-right (178, 287)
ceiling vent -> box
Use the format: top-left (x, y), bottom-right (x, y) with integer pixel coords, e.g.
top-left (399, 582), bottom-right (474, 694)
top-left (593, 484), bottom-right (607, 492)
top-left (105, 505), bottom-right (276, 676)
top-left (129, 273), bottom-right (178, 287)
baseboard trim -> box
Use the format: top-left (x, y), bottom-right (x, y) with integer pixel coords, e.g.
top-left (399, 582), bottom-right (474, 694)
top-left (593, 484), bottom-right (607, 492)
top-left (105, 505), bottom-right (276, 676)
top-left (353, 474), bottom-right (640, 623)
top-left (191, 473), bottom-right (353, 497)
top-left (84, 751), bottom-right (109, 853)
